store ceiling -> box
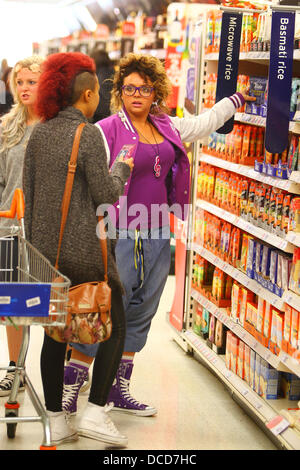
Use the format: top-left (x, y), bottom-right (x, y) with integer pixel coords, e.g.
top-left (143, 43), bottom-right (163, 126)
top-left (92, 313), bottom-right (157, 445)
top-left (3, 0), bottom-right (170, 9)
top-left (2, 0), bottom-right (171, 37)
top-left (4, 0), bottom-right (63, 3)
top-left (3, 0), bottom-right (171, 22)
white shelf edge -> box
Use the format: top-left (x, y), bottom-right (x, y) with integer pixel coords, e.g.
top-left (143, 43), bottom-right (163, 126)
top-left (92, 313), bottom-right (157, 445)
top-left (199, 153), bottom-right (300, 194)
top-left (182, 329), bottom-right (300, 450)
top-left (235, 113), bottom-right (300, 134)
top-left (278, 350), bottom-right (300, 378)
top-left (205, 49), bottom-right (300, 62)
top-left (235, 112), bottom-right (266, 127)
top-left (192, 242), bottom-right (285, 311)
top-left (289, 171), bottom-right (300, 184)
top-left (286, 232), bottom-right (300, 248)
top-left (240, 51), bottom-right (270, 61)
top-left (205, 51), bottom-right (270, 61)
top-left (282, 289), bottom-right (300, 311)
top-left (196, 199), bottom-right (293, 253)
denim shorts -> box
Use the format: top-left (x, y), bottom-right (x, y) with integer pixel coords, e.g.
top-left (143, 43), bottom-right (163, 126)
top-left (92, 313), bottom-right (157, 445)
top-left (72, 227), bottom-right (171, 356)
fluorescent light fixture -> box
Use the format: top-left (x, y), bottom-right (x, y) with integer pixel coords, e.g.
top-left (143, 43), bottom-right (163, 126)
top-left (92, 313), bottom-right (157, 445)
top-left (97, 0), bottom-right (112, 10)
top-left (60, 6), bottom-right (82, 32)
top-left (73, 3), bottom-right (97, 31)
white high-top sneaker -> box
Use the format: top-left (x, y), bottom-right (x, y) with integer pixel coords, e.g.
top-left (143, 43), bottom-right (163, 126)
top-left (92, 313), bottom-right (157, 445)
top-left (47, 410), bottom-right (78, 446)
top-left (78, 402), bottom-right (128, 447)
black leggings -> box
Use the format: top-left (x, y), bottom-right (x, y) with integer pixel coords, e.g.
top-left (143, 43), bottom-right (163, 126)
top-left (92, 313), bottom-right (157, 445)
top-left (40, 287), bottom-right (126, 411)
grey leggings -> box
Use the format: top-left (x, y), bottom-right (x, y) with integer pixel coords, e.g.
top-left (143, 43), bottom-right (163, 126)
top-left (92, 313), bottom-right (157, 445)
top-left (40, 287), bottom-right (126, 411)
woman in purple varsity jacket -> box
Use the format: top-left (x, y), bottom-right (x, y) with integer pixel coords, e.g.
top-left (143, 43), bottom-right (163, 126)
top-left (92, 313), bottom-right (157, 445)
top-left (63, 53), bottom-right (255, 418)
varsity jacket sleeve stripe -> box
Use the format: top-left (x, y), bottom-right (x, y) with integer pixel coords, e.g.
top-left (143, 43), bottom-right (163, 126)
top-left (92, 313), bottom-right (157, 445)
top-left (169, 96), bottom-right (238, 143)
top-left (94, 122), bottom-right (111, 166)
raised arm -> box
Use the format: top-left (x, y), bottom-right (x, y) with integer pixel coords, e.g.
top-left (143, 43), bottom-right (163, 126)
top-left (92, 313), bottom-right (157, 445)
top-left (170, 92), bottom-right (253, 142)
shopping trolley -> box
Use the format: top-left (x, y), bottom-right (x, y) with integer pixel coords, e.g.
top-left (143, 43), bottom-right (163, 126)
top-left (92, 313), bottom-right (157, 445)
top-left (0, 189), bottom-right (70, 449)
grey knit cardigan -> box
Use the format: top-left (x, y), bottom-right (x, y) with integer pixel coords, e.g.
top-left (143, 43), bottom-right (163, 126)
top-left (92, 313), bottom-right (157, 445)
top-left (23, 106), bottom-right (130, 292)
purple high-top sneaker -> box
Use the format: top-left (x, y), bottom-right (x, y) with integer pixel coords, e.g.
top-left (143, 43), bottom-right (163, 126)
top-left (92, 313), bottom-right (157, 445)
top-left (107, 359), bottom-right (157, 417)
top-left (62, 362), bottom-right (89, 415)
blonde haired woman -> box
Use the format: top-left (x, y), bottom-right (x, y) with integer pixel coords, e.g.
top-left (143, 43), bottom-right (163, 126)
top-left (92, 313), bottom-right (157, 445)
top-left (0, 55), bottom-right (43, 396)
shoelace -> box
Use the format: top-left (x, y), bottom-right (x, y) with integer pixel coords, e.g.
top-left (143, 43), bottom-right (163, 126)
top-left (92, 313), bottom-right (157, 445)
top-left (0, 372), bottom-right (16, 390)
top-left (119, 377), bottom-right (144, 406)
top-left (64, 411), bottom-right (76, 431)
top-left (103, 404), bottom-right (120, 435)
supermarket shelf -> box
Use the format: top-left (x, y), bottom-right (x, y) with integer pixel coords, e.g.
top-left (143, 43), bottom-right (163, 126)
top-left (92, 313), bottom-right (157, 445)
top-left (192, 242), bottom-right (285, 311)
top-left (204, 52), bottom-right (220, 61)
top-left (205, 49), bottom-right (300, 62)
top-left (235, 112), bottom-right (266, 127)
top-left (190, 287), bottom-right (281, 370)
top-left (199, 153), bottom-right (300, 194)
top-left (205, 51), bottom-right (269, 61)
top-left (278, 350), bottom-right (300, 379)
top-left (196, 199), bottom-right (294, 253)
top-left (235, 112), bottom-right (300, 134)
top-left (190, 287), bottom-right (300, 377)
top-left (286, 231), bottom-right (300, 248)
top-left (290, 171), bottom-right (300, 184)
top-left (182, 329), bottom-right (300, 450)
top-left (240, 51), bottom-right (270, 61)
top-left (282, 290), bottom-right (300, 311)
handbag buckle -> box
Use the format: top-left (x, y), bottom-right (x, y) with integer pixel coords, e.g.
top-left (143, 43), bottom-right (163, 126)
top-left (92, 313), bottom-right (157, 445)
top-left (68, 162), bottom-right (77, 173)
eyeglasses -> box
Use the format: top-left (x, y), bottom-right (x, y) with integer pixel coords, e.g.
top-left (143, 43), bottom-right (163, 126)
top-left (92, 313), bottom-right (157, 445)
top-left (122, 84), bottom-right (154, 97)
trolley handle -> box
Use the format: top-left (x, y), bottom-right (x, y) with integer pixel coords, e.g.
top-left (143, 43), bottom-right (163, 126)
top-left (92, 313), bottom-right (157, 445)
top-left (0, 188), bottom-right (25, 220)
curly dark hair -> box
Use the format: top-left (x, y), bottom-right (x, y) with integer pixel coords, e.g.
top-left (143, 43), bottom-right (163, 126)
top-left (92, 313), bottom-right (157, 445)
top-left (111, 53), bottom-right (172, 115)
top-left (36, 52), bottom-right (96, 121)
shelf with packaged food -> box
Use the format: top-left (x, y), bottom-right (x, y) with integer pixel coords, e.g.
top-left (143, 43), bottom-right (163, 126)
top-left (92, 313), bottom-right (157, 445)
top-left (192, 242), bottom-right (286, 311)
top-left (199, 153), bottom-right (300, 194)
top-left (167, 4), bottom-right (300, 450)
top-left (196, 199), bottom-right (294, 253)
top-left (191, 286), bottom-right (300, 377)
top-left (190, 286), bottom-right (282, 369)
top-left (182, 328), bottom-right (300, 450)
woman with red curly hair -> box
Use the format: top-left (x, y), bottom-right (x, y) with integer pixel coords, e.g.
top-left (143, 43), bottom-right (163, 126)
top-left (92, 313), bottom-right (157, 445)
top-left (23, 52), bottom-right (133, 448)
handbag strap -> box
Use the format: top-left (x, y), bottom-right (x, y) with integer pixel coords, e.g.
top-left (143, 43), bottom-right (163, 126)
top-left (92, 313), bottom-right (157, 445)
top-left (55, 123), bottom-right (108, 282)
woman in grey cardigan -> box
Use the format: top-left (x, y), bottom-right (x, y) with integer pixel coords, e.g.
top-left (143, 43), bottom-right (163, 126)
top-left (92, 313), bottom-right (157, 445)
top-left (23, 52), bottom-right (133, 447)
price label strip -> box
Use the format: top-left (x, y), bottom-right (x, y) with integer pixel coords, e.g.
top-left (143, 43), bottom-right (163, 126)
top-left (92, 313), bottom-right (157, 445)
top-left (266, 415), bottom-right (290, 436)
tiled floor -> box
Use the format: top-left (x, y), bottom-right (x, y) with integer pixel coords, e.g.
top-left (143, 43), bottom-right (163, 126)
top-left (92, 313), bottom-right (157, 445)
top-left (0, 275), bottom-right (277, 450)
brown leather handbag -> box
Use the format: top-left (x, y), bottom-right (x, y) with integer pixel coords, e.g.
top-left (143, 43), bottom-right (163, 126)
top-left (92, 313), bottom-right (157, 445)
top-left (45, 123), bottom-right (112, 344)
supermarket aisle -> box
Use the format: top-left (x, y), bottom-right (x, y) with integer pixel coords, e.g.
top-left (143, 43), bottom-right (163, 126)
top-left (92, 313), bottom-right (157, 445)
top-left (0, 275), bottom-right (277, 451)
